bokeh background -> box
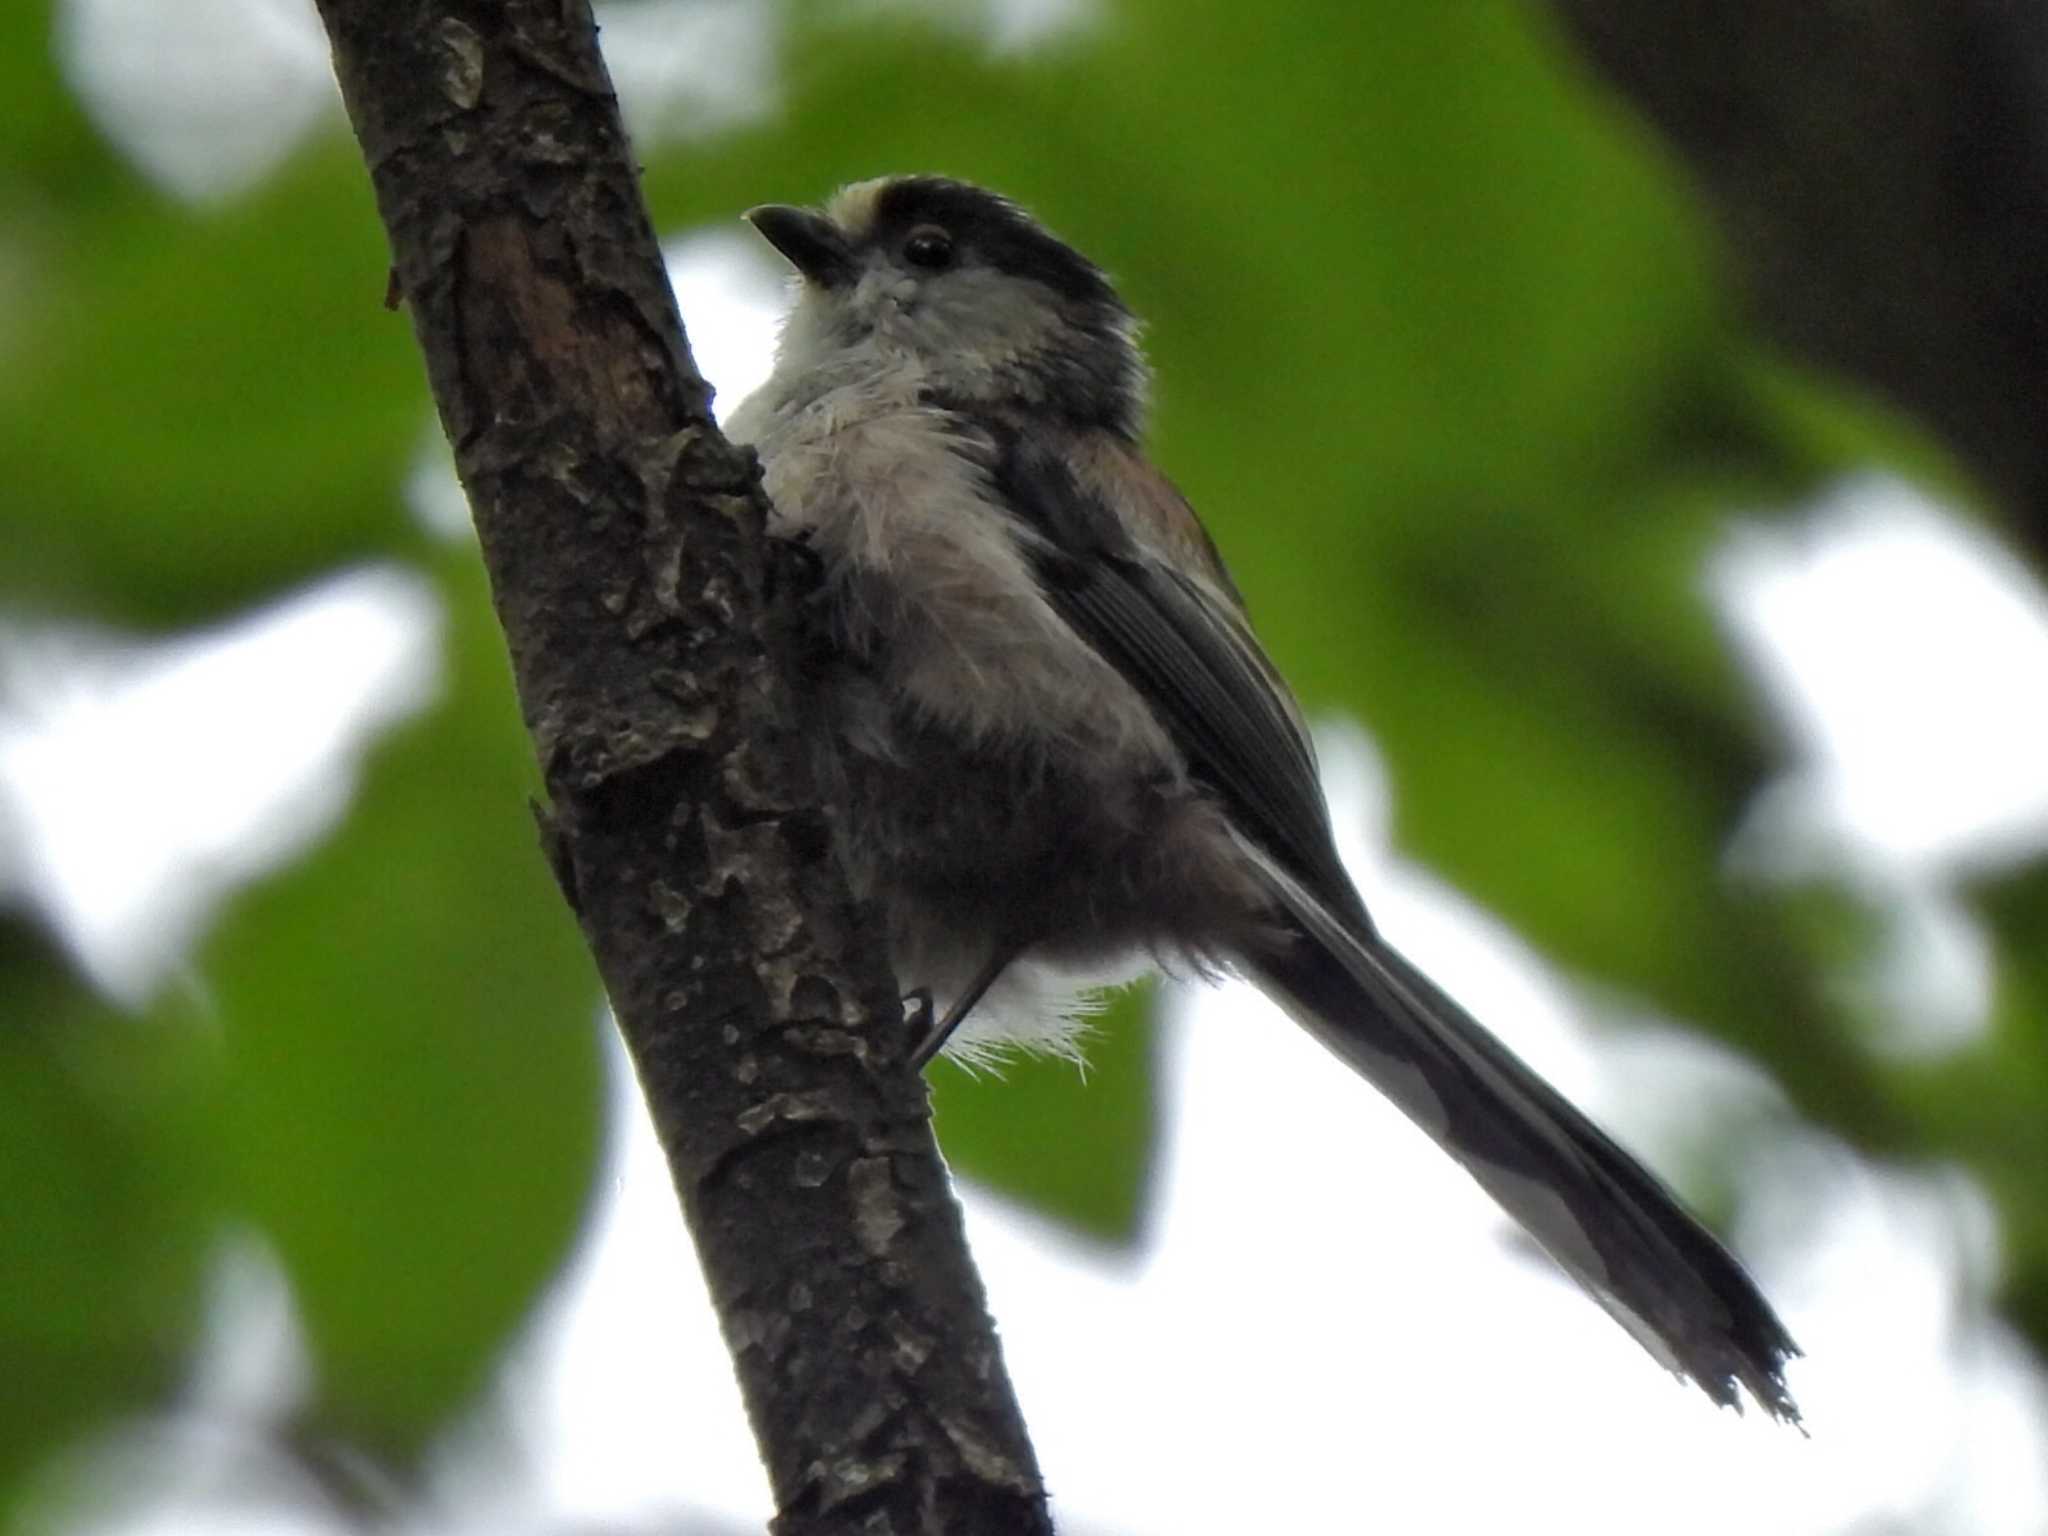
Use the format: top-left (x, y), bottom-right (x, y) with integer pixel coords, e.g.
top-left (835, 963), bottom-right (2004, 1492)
top-left (7, 1), bottom-right (2048, 1531)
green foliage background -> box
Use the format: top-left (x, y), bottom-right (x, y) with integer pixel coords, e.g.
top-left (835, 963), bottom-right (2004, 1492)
top-left (4, 0), bottom-right (2043, 1518)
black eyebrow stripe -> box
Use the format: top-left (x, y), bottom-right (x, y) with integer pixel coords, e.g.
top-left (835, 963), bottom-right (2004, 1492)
top-left (871, 177), bottom-right (1122, 308)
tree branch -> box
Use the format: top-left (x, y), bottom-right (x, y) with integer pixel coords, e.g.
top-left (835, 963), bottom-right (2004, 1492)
top-left (1548, 0), bottom-right (2048, 552)
top-left (310, 3), bottom-right (1050, 1530)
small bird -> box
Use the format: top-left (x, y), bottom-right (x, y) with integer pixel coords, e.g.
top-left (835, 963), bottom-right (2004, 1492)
top-left (727, 174), bottom-right (1800, 1421)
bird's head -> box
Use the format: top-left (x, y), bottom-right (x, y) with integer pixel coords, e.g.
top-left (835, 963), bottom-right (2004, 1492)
top-left (746, 175), bottom-right (1146, 436)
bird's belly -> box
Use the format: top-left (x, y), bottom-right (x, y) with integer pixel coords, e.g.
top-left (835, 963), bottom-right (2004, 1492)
top-left (812, 689), bottom-right (1279, 1060)
top-left (833, 713), bottom-right (1170, 955)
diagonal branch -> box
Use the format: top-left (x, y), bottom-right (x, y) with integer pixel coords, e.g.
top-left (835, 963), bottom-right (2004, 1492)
top-left (310, 3), bottom-right (1051, 1531)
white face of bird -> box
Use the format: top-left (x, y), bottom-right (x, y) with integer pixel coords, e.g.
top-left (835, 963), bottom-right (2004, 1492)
top-left (747, 176), bottom-right (1148, 435)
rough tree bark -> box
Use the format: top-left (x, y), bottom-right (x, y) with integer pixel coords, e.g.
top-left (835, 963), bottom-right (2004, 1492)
top-left (1546, 0), bottom-right (2048, 555)
top-left (311, 4), bottom-right (1052, 1532)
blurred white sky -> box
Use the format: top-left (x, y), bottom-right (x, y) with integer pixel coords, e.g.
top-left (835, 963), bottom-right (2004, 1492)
top-left (14, 2), bottom-right (2048, 1533)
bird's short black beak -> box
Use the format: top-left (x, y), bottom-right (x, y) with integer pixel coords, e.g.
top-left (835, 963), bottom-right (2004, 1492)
top-left (745, 205), bottom-right (856, 289)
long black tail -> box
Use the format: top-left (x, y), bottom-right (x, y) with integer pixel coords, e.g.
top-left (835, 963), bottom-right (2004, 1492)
top-left (1246, 849), bottom-right (1801, 1421)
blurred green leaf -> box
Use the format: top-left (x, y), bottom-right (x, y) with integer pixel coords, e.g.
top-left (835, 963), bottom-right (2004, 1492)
top-left (1936, 866), bottom-right (2048, 1343)
top-left (205, 554), bottom-right (605, 1450)
top-left (0, 2), bottom-right (128, 207)
top-left (0, 144), bottom-right (426, 626)
top-left (1736, 350), bottom-right (1981, 507)
top-left (929, 983), bottom-right (1158, 1244)
top-left (0, 922), bottom-right (217, 1505)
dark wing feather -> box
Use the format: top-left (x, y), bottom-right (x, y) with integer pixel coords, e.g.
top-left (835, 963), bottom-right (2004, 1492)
top-left (978, 420), bottom-right (1361, 917)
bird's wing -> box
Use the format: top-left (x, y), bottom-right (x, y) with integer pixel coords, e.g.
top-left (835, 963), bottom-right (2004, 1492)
top-left (976, 419), bottom-right (1360, 915)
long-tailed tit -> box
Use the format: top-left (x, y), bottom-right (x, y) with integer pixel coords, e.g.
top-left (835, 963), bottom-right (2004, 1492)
top-left (726, 175), bottom-right (1799, 1421)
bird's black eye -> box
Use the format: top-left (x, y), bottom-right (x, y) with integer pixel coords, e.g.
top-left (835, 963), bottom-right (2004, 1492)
top-left (902, 225), bottom-right (955, 271)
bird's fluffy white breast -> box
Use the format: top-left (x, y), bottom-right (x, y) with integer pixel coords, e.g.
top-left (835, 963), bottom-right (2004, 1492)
top-left (729, 370), bottom-right (1176, 768)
